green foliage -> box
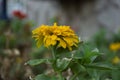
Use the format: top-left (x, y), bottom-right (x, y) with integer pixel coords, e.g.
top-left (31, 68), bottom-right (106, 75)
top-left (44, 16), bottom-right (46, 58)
top-left (84, 63), bottom-right (115, 70)
top-left (27, 59), bottom-right (51, 66)
top-left (27, 42), bottom-right (116, 80)
top-left (52, 58), bottom-right (71, 72)
top-left (88, 28), bottom-right (120, 80)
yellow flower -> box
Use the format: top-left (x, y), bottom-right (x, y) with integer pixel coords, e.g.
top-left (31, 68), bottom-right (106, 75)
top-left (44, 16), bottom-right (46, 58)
top-left (109, 43), bottom-right (120, 51)
top-left (32, 23), bottom-right (80, 51)
top-left (112, 56), bottom-right (120, 64)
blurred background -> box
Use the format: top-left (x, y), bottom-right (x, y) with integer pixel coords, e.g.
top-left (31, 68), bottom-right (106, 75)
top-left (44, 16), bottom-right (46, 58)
top-left (0, 0), bottom-right (120, 80)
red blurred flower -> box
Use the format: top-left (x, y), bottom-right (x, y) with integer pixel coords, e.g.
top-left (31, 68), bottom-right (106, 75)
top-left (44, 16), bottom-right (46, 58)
top-left (13, 10), bottom-right (27, 19)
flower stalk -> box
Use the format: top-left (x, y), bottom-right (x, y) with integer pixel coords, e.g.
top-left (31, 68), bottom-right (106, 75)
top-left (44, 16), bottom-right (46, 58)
top-left (51, 47), bottom-right (56, 59)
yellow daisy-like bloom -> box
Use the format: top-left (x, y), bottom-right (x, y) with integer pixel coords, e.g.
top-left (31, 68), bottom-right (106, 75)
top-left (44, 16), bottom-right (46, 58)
top-left (112, 56), bottom-right (120, 64)
top-left (32, 23), bottom-right (80, 51)
top-left (109, 43), bottom-right (120, 51)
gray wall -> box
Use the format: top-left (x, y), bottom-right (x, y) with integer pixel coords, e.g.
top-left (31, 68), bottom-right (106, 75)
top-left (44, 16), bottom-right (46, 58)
top-left (8, 0), bottom-right (120, 40)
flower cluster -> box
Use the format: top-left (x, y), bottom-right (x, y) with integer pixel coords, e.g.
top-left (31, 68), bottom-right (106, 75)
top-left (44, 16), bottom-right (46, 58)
top-left (13, 10), bottom-right (27, 19)
top-left (109, 42), bottom-right (120, 51)
top-left (32, 23), bottom-right (79, 50)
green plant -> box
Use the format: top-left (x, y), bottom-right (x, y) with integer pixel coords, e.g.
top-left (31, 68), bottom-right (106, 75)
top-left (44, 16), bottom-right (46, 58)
top-left (26, 23), bottom-right (116, 80)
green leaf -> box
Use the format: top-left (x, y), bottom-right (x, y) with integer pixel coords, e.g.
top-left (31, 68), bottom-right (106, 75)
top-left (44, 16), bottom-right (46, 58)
top-left (85, 48), bottom-right (99, 58)
top-left (112, 70), bottom-right (120, 80)
top-left (53, 58), bottom-right (71, 72)
top-left (26, 59), bottom-right (51, 66)
top-left (84, 63), bottom-right (116, 70)
top-left (71, 63), bottom-right (86, 73)
top-left (34, 74), bottom-right (57, 80)
top-left (73, 51), bottom-right (84, 59)
top-left (83, 47), bottom-right (100, 63)
top-left (77, 43), bottom-right (100, 62)
top-left (90, 48), bottom-right (100, 62)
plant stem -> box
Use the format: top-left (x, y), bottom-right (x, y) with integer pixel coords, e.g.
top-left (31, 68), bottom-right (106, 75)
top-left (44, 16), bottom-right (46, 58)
top-left (93, 70), bottom-right (100, 80)
top-left (51, 47), bottom-right (65, 80)
top-left (58, 72), bottom-right (64, 80)
top-left (51, 47), bottom-right (56, 59)
top-left (70, 72), bottom-right (80, 80)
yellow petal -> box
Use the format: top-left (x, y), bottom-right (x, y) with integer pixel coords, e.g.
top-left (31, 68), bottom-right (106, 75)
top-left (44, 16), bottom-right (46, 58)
top-left (36, 39), bottom-right (43, 48)
top-left (58, 38), bottom-right (66, 49)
